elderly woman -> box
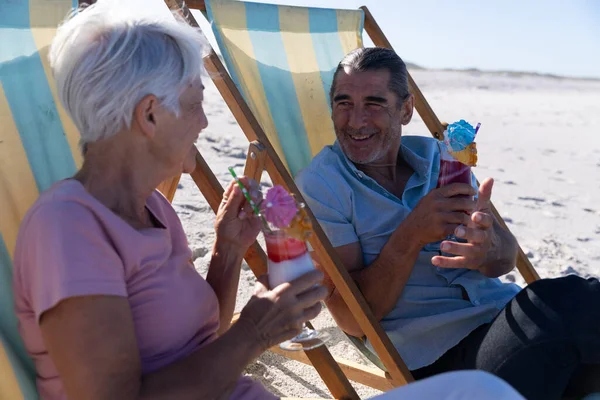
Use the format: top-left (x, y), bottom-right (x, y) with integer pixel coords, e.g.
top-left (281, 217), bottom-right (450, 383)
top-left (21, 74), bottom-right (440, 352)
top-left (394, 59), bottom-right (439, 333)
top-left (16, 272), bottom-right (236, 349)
top-left (11, 2), bottom-right (326, 399)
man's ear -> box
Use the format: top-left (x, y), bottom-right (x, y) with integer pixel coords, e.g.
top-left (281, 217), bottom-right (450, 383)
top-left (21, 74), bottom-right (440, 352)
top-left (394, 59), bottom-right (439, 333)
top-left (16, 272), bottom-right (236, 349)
top-left (133, 94), bottom-right (159, 139)
top-left (401, 93), bottom-right (414, 125)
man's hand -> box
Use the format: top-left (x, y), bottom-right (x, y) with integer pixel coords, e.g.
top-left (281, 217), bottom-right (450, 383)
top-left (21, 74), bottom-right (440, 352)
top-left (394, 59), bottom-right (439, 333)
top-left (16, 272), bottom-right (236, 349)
top-left (403, 183), bottom-right (477, 247)
top-left (432, 178), bottom-right (498, 270)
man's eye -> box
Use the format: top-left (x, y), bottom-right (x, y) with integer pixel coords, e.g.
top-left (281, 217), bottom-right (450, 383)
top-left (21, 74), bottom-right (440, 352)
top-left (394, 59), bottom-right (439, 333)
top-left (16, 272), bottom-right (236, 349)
top-left (367, 103), bottom-right (383, 109)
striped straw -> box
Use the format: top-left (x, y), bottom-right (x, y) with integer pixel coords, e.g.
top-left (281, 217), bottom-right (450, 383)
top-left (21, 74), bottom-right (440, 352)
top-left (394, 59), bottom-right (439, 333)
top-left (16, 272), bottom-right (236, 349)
top-left (228, 167), bottom-right (270, 230)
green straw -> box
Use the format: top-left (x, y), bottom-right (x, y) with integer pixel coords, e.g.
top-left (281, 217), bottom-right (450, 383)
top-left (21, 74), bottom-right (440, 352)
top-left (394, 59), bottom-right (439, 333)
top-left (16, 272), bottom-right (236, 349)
top-left (228, 166), bottom-right (270, 230)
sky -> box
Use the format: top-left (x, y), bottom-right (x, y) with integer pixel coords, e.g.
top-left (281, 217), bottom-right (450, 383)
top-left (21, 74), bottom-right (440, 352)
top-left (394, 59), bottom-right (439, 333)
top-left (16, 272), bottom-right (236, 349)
top-left (190, 0), bottom-right (600, 79)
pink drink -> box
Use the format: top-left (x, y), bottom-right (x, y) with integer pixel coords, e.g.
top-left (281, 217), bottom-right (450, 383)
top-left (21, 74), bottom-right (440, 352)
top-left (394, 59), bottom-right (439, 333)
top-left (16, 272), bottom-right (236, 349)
top-left (437, 159), bottom-right (472, 187)
top-left (264, 231), bottom-right (316, 288)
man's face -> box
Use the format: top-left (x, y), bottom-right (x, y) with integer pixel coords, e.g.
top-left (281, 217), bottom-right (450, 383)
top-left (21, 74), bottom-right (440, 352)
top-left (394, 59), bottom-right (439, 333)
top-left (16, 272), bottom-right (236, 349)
top-left (331, 68), bottom-right (412, 165)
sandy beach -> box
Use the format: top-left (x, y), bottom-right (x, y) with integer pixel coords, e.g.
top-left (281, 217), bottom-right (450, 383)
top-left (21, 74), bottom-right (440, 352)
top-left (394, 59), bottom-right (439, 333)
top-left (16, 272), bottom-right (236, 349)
top-left (172, 68), bottom-right (600, 398)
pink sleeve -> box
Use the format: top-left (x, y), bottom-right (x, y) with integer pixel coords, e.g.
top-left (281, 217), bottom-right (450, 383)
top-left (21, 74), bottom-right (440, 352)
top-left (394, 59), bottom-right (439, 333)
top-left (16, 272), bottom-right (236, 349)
top-left (17, 201), bottom-right (127, 322)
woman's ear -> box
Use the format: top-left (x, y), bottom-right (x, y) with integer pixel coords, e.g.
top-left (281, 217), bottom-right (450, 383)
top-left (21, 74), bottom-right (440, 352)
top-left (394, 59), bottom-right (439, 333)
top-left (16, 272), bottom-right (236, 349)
top-left (401, 93), bottom-right (414, 126)
top-left (134, 94), bottom-right (159, 139)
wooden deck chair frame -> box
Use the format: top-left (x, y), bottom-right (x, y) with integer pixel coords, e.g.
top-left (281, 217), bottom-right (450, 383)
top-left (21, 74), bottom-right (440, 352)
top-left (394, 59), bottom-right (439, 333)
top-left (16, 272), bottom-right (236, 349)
top-left (156, 0), bottom-right (542, 397)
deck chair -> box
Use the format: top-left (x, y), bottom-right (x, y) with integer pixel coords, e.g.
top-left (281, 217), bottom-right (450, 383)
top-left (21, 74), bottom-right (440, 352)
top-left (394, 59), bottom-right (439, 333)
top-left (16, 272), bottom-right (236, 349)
top-left (0, 0), bottom-right (351, 399)
top-left (1, 1), bottom-right (82, 399)
top-left (163, 0), bottom-right (543, 394)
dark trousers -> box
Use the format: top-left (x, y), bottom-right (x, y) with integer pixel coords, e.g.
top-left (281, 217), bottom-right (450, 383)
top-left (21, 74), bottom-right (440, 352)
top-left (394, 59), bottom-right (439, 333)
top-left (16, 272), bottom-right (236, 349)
top-left (411, 275), bottom-right (600, 400)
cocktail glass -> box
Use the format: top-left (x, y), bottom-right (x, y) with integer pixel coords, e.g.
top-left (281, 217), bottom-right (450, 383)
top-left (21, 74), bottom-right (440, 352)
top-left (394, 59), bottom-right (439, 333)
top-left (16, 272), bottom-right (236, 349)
top-left (263, 224), bottom-right (331, 351)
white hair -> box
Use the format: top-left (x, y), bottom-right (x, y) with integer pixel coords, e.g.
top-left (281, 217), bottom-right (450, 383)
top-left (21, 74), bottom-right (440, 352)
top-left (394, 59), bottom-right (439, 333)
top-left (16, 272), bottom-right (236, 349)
top-left (49, 0), bottom-right (206, 152)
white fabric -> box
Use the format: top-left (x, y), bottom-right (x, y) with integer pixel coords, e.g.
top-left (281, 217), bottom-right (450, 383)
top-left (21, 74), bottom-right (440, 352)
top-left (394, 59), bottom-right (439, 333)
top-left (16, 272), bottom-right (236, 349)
top-left (372, 371), bottom-right (525, 400)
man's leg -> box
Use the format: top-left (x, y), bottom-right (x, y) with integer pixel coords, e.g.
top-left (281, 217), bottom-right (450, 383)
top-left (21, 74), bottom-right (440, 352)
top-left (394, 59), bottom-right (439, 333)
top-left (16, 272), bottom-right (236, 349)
top-left (412, 275), bottom-right (600, 400)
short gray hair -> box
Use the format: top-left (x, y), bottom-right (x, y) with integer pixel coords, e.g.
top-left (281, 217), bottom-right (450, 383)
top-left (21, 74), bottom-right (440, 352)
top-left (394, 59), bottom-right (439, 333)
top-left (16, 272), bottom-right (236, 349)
top-left (49, 0), bottom-right (206, 152)
top-left (330, 47), bottom-right (410, 106)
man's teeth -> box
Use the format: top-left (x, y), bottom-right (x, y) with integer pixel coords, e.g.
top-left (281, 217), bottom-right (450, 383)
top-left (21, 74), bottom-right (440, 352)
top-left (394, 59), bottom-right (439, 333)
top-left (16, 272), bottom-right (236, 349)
top-left (350, 134), bottom-right (373, 141)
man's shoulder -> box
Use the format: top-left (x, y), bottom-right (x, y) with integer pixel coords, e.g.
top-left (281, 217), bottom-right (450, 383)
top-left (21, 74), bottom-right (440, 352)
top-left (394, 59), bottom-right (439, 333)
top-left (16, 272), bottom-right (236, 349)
top-left (296, 145), bottom-right (344, 186)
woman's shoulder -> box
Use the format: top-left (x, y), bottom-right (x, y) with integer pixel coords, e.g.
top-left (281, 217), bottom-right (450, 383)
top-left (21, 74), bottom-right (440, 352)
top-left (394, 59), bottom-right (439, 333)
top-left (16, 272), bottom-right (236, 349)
top-left (21, 179), bottom-right (99, 228)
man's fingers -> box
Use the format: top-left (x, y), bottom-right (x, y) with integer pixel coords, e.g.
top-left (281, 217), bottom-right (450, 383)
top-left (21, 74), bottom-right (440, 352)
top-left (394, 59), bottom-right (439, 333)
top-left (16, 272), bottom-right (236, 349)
top-left (444, 197), bottom-right (476, 213)
top-left (438, 240), bottom-right (479, 258)
top-left (444, 212), bottom-right (472, 227)
top-left (439, 183), bottom-right (477, 198)
top-left (476, 178), bottom-right (494, 211)
top-left (431, 255), bottom-right (472, 269)
top-left (455, 225), bottom-right (488, 244)
top-left (471, 212), bottom-right (494, 229)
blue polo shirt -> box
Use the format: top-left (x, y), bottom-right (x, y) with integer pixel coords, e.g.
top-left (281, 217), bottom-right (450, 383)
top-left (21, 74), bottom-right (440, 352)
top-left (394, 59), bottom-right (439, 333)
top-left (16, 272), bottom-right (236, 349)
top-left (295, 135), bottom-right (521, 370)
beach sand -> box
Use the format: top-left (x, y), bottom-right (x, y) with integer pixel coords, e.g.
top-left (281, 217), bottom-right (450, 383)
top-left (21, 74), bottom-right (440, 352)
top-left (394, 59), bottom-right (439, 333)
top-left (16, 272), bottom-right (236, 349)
top-left (172, 69), bottom-right (600, 398)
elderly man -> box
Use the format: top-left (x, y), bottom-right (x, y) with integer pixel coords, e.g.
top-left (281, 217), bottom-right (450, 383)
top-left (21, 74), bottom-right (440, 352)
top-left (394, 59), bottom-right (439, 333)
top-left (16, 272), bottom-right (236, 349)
top-left (296, 47), bottom-right (600, 400)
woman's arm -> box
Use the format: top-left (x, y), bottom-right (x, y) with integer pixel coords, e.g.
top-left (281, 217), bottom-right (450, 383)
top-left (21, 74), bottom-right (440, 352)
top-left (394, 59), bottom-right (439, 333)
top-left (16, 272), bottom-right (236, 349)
top-left (206, 178), bottom-right (263, 334)
top-left (40, 270), bottom-right (326, 400)
top-left (205, 241), bottom-right (245, 335)
top-left (40, 295), bottom-right (256, 400)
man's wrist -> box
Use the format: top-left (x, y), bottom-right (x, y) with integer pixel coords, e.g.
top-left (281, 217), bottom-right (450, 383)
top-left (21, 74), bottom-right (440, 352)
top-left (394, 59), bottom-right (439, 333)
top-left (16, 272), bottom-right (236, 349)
top-left (394, 215), bottom-right (425, 252)
top-left (386, 222), bottom-right (423, 260)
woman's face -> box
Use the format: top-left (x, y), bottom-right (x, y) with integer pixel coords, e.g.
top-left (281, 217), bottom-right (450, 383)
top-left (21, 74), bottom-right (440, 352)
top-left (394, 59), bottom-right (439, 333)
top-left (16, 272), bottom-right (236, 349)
top-left (152, 81), bottom-right (208, 175)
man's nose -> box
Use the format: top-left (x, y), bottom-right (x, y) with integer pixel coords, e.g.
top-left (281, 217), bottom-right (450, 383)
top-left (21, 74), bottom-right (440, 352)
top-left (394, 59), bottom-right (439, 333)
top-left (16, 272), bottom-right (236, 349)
top-left (348, 106), bottom-right (367, 130)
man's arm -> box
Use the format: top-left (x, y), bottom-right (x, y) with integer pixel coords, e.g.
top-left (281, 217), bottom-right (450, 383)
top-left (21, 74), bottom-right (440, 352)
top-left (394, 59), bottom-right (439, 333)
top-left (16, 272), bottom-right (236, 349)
top-left (313, 184), bottom-right (476, 338)
top-left (313, 224), bottom-right (423, 338)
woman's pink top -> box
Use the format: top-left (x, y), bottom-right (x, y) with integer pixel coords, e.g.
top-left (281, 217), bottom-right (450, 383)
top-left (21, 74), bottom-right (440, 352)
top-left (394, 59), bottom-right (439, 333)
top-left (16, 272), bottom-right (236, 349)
top-left (12, 179), bottom-right (276, 400)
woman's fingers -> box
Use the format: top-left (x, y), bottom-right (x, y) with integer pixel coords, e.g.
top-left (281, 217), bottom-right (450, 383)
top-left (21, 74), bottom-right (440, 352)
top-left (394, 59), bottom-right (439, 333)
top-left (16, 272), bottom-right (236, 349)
top-left (254, 274), bottom-right (269, 294)
top-left (272, 270), bottom-right (324, 297)
top-left (303, 302), bottom-right (322, 321)
top-left (270, 327), bottom-right (304, 347)
top-left (295, 285), bottom-right (328, 308)
top-left (229, 177), bottom-right (262, 219)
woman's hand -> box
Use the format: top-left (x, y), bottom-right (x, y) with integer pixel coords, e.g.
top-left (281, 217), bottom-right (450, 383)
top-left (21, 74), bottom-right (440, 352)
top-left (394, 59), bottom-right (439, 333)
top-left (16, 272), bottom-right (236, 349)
top-left (214, 177), bottom-right (263, 252)
top-left (237, 270), bottom-right (327, 355)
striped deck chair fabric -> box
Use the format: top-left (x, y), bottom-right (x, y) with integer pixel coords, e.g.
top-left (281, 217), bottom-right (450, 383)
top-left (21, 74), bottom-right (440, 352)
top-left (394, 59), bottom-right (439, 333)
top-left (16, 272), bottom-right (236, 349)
top-left (206, 0), bottom-right (364, 177)
top-left (0, 0), bottom-right (81, 398)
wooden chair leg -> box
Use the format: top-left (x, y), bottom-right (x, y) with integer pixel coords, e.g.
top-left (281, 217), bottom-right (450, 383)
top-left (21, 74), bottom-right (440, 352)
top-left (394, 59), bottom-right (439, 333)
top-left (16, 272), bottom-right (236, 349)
top-left (157, 175), bottom-right (181, 203)
top-left (189, 146), bottom-right (359, 399)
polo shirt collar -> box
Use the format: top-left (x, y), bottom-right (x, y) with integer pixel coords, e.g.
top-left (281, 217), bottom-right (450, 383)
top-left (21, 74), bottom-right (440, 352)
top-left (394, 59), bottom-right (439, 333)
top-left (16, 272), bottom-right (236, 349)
top-left (332, 138), bottom-right (430, 181)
